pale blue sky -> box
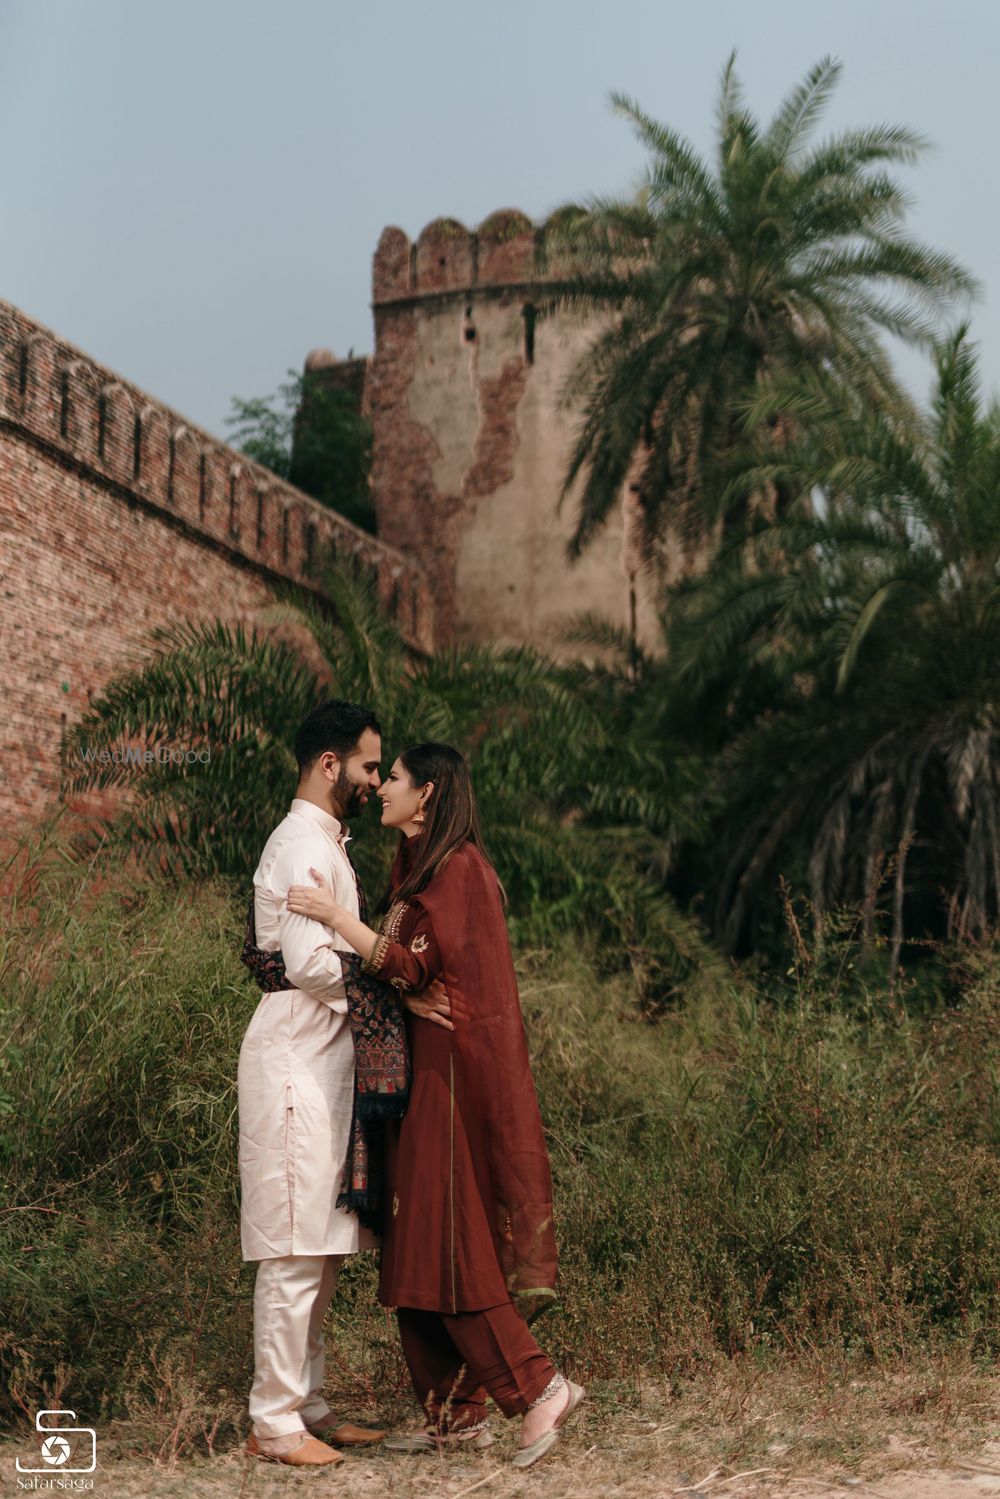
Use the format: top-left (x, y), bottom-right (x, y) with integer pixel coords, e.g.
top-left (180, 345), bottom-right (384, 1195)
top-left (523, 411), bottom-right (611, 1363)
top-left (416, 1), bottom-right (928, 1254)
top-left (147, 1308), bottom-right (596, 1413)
top-left (1, 0), bottom-right (994, 439)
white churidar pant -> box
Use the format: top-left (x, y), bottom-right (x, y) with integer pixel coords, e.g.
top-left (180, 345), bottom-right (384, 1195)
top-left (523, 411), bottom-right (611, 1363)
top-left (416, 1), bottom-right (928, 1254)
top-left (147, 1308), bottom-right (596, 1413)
top-left (249, 1253), bottom-right (344, 1442)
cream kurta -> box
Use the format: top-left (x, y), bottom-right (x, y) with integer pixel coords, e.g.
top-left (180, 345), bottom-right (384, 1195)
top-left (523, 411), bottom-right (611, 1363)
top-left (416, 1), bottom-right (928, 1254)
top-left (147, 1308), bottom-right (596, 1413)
top-left (237, 797), bottom-right (377, 1260)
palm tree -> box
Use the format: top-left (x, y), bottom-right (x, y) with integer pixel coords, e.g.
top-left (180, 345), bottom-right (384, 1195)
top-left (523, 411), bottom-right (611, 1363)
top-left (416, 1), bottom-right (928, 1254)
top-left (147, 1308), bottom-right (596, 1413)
top-left (61, 555), bottom-right (728, 1007)
top-left (538, 53), bottom-right (975, 562)
top-left (667, 328), bottom-right (1000, 970)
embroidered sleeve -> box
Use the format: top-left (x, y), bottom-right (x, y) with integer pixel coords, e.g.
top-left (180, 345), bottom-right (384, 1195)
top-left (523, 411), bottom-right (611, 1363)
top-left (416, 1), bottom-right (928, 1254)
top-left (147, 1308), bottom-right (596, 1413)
top-left (362, 899), bottom-right (408, 976)
top-left (363, 901), bottom-right (442, 993)
top-left (364, 928), bottom-right (393, 974)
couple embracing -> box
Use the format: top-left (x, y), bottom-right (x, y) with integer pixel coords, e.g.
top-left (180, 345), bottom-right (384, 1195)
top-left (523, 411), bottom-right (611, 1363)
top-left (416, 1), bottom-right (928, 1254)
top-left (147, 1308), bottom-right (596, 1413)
top-left (237, 699), bottom-right (584, 1470)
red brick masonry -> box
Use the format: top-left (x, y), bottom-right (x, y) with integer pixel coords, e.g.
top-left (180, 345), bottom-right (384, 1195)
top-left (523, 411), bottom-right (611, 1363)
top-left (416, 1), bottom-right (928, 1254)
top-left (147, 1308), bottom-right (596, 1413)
top-left (0, 301), bottom-right (433, 830)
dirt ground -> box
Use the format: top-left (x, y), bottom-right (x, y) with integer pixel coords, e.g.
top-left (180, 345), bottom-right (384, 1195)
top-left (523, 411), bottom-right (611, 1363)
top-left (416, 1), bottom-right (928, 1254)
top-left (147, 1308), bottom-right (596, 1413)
top-left (7, 1447), bottom-right (1000, 1499)
top-left (5, 1364), bottom-right (1000, 1499)
top-left (6, 1431), bottom-right (1000, 1499)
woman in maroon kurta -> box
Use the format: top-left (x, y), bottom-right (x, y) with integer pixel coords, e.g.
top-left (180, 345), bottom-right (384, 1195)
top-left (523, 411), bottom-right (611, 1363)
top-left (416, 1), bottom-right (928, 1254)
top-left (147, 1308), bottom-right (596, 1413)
top-left (286, 742), bottom-right (584, 1466)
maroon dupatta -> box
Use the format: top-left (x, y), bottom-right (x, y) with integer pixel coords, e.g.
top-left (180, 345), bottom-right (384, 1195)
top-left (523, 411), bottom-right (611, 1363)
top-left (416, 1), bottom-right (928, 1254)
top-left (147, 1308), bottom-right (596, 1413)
top-left (377, 836), bottom-right (558, 1315)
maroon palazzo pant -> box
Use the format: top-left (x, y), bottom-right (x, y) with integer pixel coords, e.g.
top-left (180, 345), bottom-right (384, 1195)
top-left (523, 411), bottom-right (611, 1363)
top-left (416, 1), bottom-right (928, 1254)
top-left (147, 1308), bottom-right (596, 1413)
top-left (396, 1301), bottom-right (556, 1426)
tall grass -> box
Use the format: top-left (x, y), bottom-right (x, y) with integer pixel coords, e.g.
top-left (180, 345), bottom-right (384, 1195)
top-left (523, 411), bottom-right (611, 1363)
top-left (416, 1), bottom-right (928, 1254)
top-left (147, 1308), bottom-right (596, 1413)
top-left (3, 831), bottom-right (1000, 1455)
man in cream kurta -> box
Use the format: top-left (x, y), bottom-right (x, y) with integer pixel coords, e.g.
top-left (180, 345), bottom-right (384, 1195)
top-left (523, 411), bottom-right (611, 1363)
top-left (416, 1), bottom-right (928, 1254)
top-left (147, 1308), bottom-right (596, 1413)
top-left (238, 794), bottom-right (377, 1454)
top-left (240, 796), bottom-right (372, 1256)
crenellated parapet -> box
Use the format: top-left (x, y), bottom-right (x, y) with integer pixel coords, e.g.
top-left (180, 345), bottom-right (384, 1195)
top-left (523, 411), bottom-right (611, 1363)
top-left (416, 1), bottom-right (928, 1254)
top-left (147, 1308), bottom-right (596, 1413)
top-left (372, 206), bottom-right (577, 307)
top-left (0, 300), bottom-right (433, 653)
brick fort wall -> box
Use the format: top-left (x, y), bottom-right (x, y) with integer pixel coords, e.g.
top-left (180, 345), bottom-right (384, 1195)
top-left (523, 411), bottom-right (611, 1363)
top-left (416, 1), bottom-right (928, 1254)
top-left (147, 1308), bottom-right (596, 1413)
top-left (0, 300), bottom-right (433, 831)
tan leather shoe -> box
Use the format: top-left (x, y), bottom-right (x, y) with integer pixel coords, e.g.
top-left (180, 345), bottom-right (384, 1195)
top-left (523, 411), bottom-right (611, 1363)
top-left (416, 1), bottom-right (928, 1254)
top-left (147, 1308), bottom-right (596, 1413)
top-left (307, 1418), bottom-right (386, 1446)
top-left (245, 1431), bottom-right (343, 1465)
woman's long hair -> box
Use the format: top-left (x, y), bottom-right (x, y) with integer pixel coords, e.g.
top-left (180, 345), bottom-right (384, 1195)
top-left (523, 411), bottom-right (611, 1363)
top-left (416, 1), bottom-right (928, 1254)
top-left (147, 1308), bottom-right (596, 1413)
top-left (382, 742), bottom-right (506, 907)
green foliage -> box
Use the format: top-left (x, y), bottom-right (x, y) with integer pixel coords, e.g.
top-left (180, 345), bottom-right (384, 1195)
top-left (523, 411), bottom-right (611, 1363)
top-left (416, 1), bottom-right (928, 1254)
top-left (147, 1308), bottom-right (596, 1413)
top-left (4, 856), bottom-right (1000, 1448)
top-left (537, 53), bottom-right (975, 559)
top-left (199, 58), bottom-right (986, 979)
top-left (224, 367), bottom-right (374, 532)
top-left (60, 554), bottom-right (720, 1007)
top-left (42, 52), bottom-right (1000, 998)
top-left (667, 328), bottom-right (1000, 962)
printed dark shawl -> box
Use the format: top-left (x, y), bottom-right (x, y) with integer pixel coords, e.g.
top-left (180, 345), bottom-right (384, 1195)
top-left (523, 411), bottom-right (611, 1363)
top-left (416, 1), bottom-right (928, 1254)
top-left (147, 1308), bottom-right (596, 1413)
top-left (238, 860), bottom-right (409, 1232)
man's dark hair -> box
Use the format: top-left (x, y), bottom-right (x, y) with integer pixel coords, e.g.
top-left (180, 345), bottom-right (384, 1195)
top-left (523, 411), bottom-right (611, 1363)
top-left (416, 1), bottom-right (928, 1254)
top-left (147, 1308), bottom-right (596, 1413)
top-left (294, 700), bottom-right (381, 777)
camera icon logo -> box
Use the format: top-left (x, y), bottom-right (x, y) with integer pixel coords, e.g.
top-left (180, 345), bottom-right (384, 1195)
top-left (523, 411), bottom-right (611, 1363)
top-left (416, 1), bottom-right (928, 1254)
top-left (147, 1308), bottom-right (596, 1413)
top-left (15, 1409), bottom-right (97, 1473)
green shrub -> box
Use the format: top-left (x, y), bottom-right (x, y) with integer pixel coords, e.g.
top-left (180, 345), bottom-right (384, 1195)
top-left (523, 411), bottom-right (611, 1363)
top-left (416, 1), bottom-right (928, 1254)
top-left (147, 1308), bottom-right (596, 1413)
top-left (3, 841), bottom-right (1000, 1453)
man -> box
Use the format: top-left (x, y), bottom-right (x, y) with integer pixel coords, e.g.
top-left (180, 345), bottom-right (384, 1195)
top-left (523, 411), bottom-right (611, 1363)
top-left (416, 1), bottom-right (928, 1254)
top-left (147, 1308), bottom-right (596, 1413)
top-left (238, 699), bottom-right (387, 1467)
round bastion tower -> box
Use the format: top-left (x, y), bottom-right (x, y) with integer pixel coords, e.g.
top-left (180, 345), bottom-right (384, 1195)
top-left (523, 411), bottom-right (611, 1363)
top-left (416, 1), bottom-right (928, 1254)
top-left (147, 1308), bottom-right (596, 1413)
top-left (309, 209), bottom-right (673, 657)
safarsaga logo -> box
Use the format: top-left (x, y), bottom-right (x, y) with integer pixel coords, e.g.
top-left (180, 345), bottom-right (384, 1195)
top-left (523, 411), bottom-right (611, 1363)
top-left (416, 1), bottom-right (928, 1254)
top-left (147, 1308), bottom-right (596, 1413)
top-left (14, 1409), bottom-right (96, 1490)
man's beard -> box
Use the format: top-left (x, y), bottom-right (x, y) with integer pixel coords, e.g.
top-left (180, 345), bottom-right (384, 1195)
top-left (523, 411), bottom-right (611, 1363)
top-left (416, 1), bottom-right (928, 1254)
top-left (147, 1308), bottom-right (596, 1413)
top-left (335, 766), bottom-right (366, 819)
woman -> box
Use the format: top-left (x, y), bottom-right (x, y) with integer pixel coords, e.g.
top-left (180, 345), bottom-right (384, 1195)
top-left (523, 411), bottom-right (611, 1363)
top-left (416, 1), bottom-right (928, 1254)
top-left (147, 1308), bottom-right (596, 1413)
top-left (286, 742), bottom-right (584, 1468)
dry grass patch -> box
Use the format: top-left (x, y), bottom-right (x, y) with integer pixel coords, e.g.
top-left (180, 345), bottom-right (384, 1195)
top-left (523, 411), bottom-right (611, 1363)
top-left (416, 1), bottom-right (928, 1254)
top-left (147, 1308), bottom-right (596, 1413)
top-left (5, 1354), bottom-right (1000, 1498)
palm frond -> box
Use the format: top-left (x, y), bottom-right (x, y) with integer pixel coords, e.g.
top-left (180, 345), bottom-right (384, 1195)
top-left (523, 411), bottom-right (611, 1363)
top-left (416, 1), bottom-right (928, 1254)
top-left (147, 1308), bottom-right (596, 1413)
top-left (765, 55), bottom-right (842, 163)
